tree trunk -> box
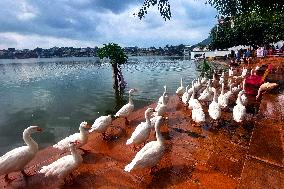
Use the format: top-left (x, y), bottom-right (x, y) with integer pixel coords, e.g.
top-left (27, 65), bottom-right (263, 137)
top-left (112, 63), bottom-right (119, 91)
top-left (112, 63), bottom-right (126, 111)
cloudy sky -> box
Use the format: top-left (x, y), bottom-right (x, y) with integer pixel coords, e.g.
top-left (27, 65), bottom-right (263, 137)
top-left (0, 0), bottom-right (217, 49)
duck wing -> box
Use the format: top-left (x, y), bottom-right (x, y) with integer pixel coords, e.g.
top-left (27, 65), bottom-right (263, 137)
top-left (124, 141), bottom-right (164, 172)
top-left (0, 146), bottom-right (34, 175)
top-left (182, 92), bottom-right (189, 104)
top-left (53, 133), bottom-right (80, 150)
top-left (126, 122), bottom-right (150, 145)
top-left (115, 103), bottom-right (134, 117)
top-left (39, 155), bottom-right (77, 178)
top-left (192, 107), bottom-right (205, 123)
top-left (209, 102), bottom-right (221, 120)
top-left (90, 116), bottom-right (112, 133)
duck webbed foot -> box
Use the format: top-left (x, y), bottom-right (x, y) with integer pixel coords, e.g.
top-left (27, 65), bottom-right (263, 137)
top-left (131, 144), bottom-right (139, 152)
top-left (21, 170), bottom-right (35, 178)
top-left (64, 174), bottom-right (75, 186)
top-left (79, 147), bottom-right (91, 154)
top-left (125, 118), bottom-right (130, 125)
top-left (150, 165), bottom-right (159, 175)
top-left (4, 174), bottom-right (16, 183)
top-left (210, 119), bottom-right (219, 129)
top-left (102, 132), bottom-right (109, 140)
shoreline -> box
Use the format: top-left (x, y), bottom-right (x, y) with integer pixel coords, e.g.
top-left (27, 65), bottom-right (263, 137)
top-left (0, 58), bottom-right (283, 188)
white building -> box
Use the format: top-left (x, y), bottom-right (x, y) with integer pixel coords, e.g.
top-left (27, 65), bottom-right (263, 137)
top-left (190, 50), bottom-right (230, 60)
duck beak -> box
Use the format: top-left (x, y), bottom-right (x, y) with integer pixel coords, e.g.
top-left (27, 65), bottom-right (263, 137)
top-left (84, 124), bottom-right (91, 130)
top-left (36, 127), bottom-right (43, 132)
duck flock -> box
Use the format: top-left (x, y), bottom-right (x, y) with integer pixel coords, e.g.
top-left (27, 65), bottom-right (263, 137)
top-left (0, 66), bottom-right (269, 185)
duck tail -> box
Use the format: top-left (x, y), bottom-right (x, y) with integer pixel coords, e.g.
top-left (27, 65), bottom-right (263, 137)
top-left (52, 144), bottom-right (63, 150)
top-left (124, 162), bottom-right (135, 172)
top-left (89, 127), bottom-right (95, 133)
top-left (113, 114), bottom-right (120, 120)
top-left (126, 138), bottom-right (133, 145)
top-left (39, 166), bottom-right (47, 174)
top-left (52, 144), bottom-right (59, 149)
top-left (113, 115), bottom-right (119, 120)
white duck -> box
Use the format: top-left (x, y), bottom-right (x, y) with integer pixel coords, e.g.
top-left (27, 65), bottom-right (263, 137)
top-left (126, 108), bottom-right (155, 147)
top-left (238, 79), bottom-right (248, 106)
top-left (200, 77), bottom-right (207, 85)
top-left (124, 116), bottom-right (165, 172)
top-left (188, 85), bottom-right (201, 110)
top-left (154, 89), bottom-right (168, 117)
top-left (219, 71), bottom-right (225, 85)
top-left (232, 84), bottom-right (241, 94)
top-left (198, 79), bottom-right (214, 103)
top-left (89, 115), bottom-right (113, 139)
top-left (182, 84), bottom-right (191, 105)
top-left (229, 67), bottom-right (234, 77)
top-left (192, 106), bottom-right (205, 124)
top-left (233, 91), bottom-right (246, 122)
top-left (224, 83), bottom-right (234, 102)
top-left (209, 88), bottom-right (221, 121)
top-left (0, 126), bottom-right (42, 182)
top-left (255, 65), bottom-right (260, 71)
top-left (256, 82), bottom-right (279, 99)
top-left (151, 87), bottom-right (169, 128)
top-left (218, 82), bottom-right (229, 109)
top-left (158, 86), bottom-right (169, 105)
top-left (53, 122), bottom-right (90, 151)
top-left (115, 88), bottom-right (137, 125)
top-left (176, 78), bottom-right (185, 98)
top-left (186, 80), bottom-right (195, 98)
top-left (194, 77), bottom-right (202, 92)
top-left (228, 78), bottom-right (232, 88)
top-left (212, 70), bottom-right (217, 84)
top-left (39, 141), bottom-right (83, 183)
top-left (241, 67), bottom-right (248, 77)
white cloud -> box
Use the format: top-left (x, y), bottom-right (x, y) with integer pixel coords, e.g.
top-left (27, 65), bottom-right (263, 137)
top-left (0, 0), bottom-right (217, 49)
top-left (94, 0), bottom-right (216, 47)
top-left (17, 0), bottom-right (38, 21)
top-left (0, 33), bottom-right (96, 49)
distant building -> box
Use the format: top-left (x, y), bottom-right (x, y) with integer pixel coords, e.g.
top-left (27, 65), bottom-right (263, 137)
top-left (183, 45), bottom-right (191, 56)
top-left (191, 49), bottom-right (230, 60)
top-left (8, 48), bottom-right (15, 52)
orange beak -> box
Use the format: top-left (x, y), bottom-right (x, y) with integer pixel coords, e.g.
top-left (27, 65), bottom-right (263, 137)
top-left (37, 127), bottom-right (43, 132)
top-left (84, 124), bottom-right (91, 129)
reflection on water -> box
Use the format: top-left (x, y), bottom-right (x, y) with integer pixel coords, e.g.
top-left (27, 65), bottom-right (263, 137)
top-left (0, 56), bottom-right (198, 154)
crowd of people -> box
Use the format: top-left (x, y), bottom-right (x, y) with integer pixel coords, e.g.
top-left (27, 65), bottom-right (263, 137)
top-left (230, 44), bottom-right (284, 66)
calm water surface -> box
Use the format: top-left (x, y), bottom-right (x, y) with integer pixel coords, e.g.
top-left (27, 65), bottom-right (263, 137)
top-left (0, 56), bottom-right (198, 154)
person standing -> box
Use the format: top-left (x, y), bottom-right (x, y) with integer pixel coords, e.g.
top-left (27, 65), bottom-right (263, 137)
top-left (256, 47), bottom-right (264, 58)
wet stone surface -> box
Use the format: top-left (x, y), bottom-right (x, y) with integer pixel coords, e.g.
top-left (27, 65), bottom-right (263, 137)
top-left (249, 119), bottom-right (283, 167)
top-left (239, 156), bottom-right (284, 189)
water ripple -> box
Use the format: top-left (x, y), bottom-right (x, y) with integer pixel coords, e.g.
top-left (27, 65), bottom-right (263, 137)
top-left (0, 56), bottom-right (198, 154)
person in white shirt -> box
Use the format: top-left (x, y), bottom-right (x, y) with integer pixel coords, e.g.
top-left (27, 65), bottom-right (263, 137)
top-left (256, 47), bottom-right (264, 58)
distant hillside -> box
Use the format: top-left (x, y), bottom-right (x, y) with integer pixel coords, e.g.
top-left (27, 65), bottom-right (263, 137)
top-left (190, 37), bottom-right (212, 50)
top-left (197, 37), bottom-right (211, 46)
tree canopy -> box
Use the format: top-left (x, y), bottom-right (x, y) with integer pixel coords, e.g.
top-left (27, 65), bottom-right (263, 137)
top-left (138, 0), bottom-right (284, 49)
top-left (138, 0), bottom-right (284, 20)
top-left (209, 8), bottom-right (284, 49)
top-left (97, 43), bottom-right (127, 93)
top-left (207, 0), bottom-right (284, 17)
top-left (97, 43), bottom-right (128, 65)
top-left (136, 0), bottom-right (171, 20)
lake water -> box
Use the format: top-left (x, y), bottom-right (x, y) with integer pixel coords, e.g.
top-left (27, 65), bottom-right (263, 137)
top-left (0, 56), bottom-right (198, 154)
